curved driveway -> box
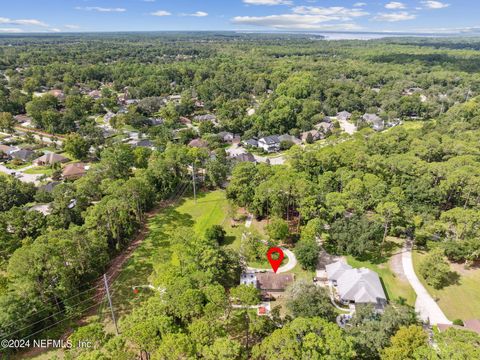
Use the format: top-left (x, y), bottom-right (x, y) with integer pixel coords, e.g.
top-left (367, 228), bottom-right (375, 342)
top-left (402, 241), bottom-right (451, 325)
top-left (247, 247), bottom-right (297, 273)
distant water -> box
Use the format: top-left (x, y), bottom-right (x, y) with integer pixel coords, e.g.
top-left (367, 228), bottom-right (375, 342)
top-left (309, 32), bottom-right (440, 40)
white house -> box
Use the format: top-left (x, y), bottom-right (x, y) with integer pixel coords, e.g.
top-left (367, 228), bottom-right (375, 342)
top-left (326, 261), bottom-right (387, 310)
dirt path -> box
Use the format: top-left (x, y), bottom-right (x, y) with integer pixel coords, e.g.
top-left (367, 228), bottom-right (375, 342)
top-left (21, 183), bottom-right (189, 359)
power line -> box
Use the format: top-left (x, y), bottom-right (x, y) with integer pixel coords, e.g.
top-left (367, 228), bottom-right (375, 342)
top-left (0, 292), bottom-right (99, 341)
top-left (0, 282), bottom-right (102, 335)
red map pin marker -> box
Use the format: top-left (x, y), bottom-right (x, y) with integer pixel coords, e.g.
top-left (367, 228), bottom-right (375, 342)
top-left (267, 247), bottom-right (284, 273)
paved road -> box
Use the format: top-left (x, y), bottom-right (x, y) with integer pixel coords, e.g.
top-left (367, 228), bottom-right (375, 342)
top-left (0, 163), bottom-right (44, 185)
top-left (402, 241), bottom-right (451, 325)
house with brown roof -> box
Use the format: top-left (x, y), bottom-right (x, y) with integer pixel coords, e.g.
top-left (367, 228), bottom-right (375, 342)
top-left (241, 271), bottom-right (294, 299)
top-left (62, 163), bottom-right (88, 180)
top-left (33, 153), bottom-right (69, 166)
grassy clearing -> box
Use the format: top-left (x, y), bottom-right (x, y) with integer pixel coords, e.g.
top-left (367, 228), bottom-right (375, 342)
top-left (413, 250), bottom-right (480, 320)
top-left (23, 166), bottom-right (53, 175)
top-left (110, 190), bottom-right (240, 315)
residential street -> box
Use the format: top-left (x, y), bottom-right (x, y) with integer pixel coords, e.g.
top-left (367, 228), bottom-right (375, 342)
top-left (401, 240), bottom-right (451, 325)
top-left (0, 163), bottom-right (44, 185)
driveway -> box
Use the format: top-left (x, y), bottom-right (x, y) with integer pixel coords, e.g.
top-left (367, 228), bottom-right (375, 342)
top-left (0, 163), bottom-right (44, 185)
top-left (243, 213), bottom-right (298, 273)
top-left (402, 240), bottom-right (451, 325)
top-left (226, 144), bottom-right (286, 165)
top-left (336, 117), bottom-right (357, 135)
top-left (247, 246), bottom-right (297, 273)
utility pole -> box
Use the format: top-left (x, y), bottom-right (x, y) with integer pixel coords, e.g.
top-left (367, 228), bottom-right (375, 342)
top-left (103, 274), bottom-right (119, 336)
top-left (192, 163), bottom-right (197, 203)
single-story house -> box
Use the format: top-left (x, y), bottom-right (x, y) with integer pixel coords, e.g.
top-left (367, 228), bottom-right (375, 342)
top-left (0, 144), bottom-right (17, 156)
top-left (62, 163), bottom-right (88, 180)
top-left (218, 131), bottom-right (234, 143)
top-left (315, 122), bottom-right (334, 133)
top-left (11, 149), bottom-right (35, 162)
top-left (240, 271), bottom-right (294, 299)
top-left (301, 130), bottom-right (324, 143)
top-left (336, 111), bottom-right (352, 121)
top-left (326, 261), bottom-right (387, 309)
top-left (188, 139), bottom-right (209, 148)
top-left (232, 152), bottom-right (256, 163)
top-left (33, 153), bottom-right (69, 166)
top-left (193, 114), bottom-right (217, 123)
top-left (363, 114), bottom-right (384, 131)
top-left (256, 273), bottom-right (294, 298)
top-left (243, 138), bottom-right (258, 148)
top-left (258, 135), bottom-right (280, 153)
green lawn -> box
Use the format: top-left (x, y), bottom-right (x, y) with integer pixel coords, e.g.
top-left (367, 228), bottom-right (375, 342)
top-left (413, 250), bottom-right (480, 320)
top-left (23, 166), bottom-right (53, 175)
top-left (110, 190), bottom-right (241, 315)
top-left (346, 242), bottom-right (416, 306)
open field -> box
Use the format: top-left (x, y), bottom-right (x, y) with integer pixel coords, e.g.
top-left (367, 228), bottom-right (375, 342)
top-left (109, 190), bottom-right (241, 315)
top-left (413, 250), bottom-right (480, 320)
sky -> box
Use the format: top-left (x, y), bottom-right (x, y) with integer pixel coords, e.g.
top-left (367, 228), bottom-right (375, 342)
top-left (0, 1), bottom-right (477, 35)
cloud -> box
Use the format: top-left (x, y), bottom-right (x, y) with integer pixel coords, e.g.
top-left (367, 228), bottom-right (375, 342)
top-left (151, 10), bottom-right (171, 16)
top-left (232, 5), bottom-right (369, 30)
top-left (421, 1), bottom-right (450, 9)
top-left (75, 7), bottom-right (126, 13)
top-left (374, 11), bottom-right (416, 21)
top-left (0, 28), bottom-right (23, 33)
top-left (49, 28), bottom-right (61, 32)
top-left (292, 6), bottom-right (369, 18)
top-left (354, 2), bottom-right (367, 6)
top-left (0, 17), bottom-right (49, 27)
top-left (385, 2), bottom-right (406, 9)
top-left (181, 11), bottom-right (208, 17)
top-left (64, 24), bottom-right (80, 30)
top-left (243, 0), bottom-right (292, 5)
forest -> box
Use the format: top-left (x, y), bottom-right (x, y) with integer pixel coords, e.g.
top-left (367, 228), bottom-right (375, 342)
top-left (1, 33), bottom-right (480, 359)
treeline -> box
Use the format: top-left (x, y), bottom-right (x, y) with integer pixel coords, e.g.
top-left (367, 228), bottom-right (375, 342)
top-left (0, 143), bottom-right (200, 345)
top-left (1, 34), bottom-right (479, 137)
top-left (228, 96), bottom-right (480, 269)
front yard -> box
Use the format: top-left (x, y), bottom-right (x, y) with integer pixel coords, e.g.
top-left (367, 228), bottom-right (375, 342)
top-left (346, 237), bottom-right (416, 306)
top-left (413, 250), bottom-right (480, 320)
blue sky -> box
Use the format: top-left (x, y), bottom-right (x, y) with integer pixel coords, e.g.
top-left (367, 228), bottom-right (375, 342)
top-left (0, 1), bottom-right (476, 34)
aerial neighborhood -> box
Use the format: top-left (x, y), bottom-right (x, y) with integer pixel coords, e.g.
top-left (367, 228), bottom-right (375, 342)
top-left (0, 19), bottom-right (479, 360)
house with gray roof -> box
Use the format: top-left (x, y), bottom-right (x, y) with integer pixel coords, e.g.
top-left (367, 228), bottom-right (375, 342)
top-left (336, 111), bottom-right (352, 121)
top-left (243, 138), bottom-right (258, 148)
top-left (363, 114), bottom-right (384, 132)
top-left (326, 261), bottom-right (387, 310)
top-left (11, 149), bottom-right (35, 162)
top-left (258, 135), bottom-right (280, 153)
